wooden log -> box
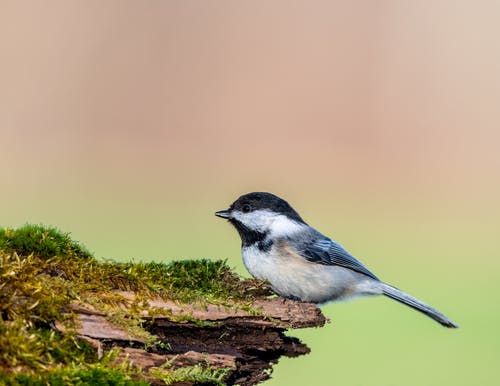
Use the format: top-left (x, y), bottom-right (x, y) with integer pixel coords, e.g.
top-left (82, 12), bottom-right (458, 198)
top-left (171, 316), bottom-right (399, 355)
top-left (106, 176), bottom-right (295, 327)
top-left (62, 292), bottom-right (327, 385)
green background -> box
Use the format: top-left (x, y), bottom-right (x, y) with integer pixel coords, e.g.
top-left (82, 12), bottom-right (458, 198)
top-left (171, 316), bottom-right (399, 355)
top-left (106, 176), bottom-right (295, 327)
top-left (1, 1), bottom-right (499, 385)
top-left (2, 187), bottom-right (498, 386)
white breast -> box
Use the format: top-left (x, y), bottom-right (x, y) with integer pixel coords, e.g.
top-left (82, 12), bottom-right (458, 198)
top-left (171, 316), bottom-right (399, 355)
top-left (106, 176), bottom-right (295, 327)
top-left (241, 243), bottom-right (381, 303)
top-left (242, 244), bottom-right (276, 281)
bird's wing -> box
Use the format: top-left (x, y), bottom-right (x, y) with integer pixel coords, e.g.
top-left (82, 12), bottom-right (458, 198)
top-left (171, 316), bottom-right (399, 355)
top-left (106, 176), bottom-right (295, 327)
top-left (290, 234), bottom-right (379, 280)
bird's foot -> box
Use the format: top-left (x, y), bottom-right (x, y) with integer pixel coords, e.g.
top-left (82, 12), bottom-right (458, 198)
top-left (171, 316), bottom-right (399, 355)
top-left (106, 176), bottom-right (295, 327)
top-left (282, 294), bottom-right (303, 302)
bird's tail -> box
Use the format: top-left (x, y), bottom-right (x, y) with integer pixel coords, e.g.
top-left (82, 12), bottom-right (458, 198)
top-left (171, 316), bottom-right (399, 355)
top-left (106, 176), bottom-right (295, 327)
top-left (380, 283), bottom-right (458, 328)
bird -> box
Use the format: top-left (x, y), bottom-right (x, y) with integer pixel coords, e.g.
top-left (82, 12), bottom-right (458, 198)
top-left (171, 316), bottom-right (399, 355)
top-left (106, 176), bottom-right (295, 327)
top-left (215, 192), bottom-right (458, 328)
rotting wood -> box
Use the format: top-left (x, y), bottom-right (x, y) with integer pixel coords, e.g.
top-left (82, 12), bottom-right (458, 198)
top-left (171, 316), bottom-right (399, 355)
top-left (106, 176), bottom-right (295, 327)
top-left (116, 290), bottom-right (326, 328)
top-left (65, 293), bottom-right (328, 385)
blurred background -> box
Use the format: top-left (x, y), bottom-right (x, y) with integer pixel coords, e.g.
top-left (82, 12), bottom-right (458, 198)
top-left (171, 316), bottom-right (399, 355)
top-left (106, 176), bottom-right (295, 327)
top-left (1, 1), bottom-right (499, 385)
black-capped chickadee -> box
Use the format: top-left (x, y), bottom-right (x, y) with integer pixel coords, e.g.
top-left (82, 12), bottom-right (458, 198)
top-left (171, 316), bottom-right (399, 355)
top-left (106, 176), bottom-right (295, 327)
top-left (216, 192), bottom-right (458, 328)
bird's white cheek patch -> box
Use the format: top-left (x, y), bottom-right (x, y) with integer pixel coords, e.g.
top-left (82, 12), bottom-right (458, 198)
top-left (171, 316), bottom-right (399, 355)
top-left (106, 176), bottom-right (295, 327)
top-left (230, 210), bottom-right (275, 233)
top-left (268, 215), bottom-right (304, 238)
top-left (231, 209), bottom-right (304, 236)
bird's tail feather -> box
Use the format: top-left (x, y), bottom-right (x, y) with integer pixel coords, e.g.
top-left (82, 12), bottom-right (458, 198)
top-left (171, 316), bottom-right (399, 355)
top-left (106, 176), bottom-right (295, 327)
top-left (380, 283), bottom-right (458, 328)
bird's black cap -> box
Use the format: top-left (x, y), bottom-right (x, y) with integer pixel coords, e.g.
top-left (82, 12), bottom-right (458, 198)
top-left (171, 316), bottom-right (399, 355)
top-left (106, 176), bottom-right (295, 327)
top-left (226, 192), bottom-right (305, 223)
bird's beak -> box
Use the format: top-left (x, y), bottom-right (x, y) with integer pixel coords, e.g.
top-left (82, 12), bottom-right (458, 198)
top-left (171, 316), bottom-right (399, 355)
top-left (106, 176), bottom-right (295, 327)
top-left (215, 209), bottom-right (230, 219)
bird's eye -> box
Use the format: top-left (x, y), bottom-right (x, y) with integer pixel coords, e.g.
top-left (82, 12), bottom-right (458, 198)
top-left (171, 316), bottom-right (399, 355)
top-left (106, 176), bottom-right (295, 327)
top-left (242, 204), bottom-right (252, 213)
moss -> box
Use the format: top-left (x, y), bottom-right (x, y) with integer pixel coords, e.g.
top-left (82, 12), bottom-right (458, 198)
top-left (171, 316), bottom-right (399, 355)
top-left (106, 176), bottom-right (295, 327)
top-left (108, 258), bottom-right (251, 303)
top-left (0, 224), bottom-right (257, 385)
top-left (0, 224), bottom-right (93, 260)
top-left (150, 360), bottom-right (231, 386)
top-left (0, 364), bottom-right (150, 386)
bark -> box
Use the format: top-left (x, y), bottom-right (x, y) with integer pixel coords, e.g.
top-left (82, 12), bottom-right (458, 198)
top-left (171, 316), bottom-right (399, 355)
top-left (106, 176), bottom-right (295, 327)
top-left (65, 292), bottom-right (328, 385)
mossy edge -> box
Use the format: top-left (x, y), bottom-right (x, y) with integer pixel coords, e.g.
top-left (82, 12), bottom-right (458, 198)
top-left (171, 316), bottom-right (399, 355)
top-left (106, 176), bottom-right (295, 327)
top-left (0, 224), bottom-right (259, 385)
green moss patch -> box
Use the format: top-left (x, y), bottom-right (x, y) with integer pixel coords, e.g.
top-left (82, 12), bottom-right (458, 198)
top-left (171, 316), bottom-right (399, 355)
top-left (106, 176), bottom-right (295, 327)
top-left (0, 224), bottom-right (93, 260)
top-left (0, 224), bottom-right (256, 385)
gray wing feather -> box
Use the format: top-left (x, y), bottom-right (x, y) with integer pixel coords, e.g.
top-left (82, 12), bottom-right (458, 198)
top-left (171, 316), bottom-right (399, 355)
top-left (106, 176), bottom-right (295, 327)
top-left (288, 231), bottom-right (379, 280)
